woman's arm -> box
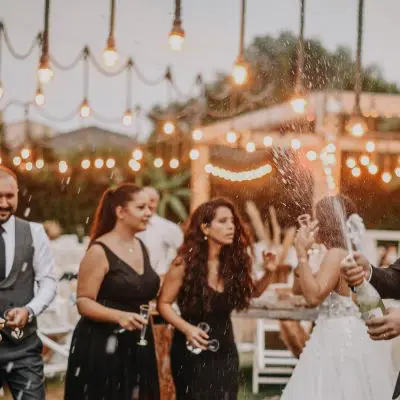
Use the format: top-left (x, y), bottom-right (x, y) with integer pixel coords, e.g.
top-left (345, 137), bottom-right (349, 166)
top-left (76, 245), bottom-right (145, 330)
top-left (252, 252), bottom-right (275, 298)
top-left (157, 261), bottom-right (209, 349)
top-left (292, 271), bottom-right (303, 295)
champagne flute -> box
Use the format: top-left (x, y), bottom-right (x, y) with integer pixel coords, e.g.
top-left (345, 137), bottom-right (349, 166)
top-left (137, 304), bottom-right (150, 346)
top-left (186, 322), bottom-right (220, 354)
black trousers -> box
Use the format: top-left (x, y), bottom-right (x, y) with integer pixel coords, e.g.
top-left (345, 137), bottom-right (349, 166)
top-left (0, 333), bottom-right (45, 400)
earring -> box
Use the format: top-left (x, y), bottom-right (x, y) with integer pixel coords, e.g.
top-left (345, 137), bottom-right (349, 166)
top-left (204, 235), bottom-right (208, 241)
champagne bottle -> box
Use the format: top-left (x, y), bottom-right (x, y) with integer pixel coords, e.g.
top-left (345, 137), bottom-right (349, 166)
top-left (353, 279), bottom-right (386, 321)
top-left (341, 254), bottom-right (386, 321)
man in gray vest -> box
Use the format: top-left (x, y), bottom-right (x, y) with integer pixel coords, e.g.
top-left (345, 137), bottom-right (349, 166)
top-left (0, 166), bottom-right (57, 399)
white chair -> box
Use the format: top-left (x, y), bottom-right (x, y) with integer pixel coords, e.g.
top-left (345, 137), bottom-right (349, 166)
top-left (252, 318), bottom-right (298, 394)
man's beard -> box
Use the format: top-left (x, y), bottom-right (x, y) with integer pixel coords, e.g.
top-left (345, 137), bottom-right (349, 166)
top-left (0, 208), bottom-right (14, 224)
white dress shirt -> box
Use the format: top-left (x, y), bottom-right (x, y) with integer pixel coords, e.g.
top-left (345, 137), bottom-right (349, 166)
top-left (2, 215), bottom-right (57, 316)
top-left (137, 214), bottom-right (184, 276)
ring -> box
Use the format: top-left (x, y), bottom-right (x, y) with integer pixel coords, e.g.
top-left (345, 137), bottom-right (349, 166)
top-left (384, 333), bottom-right (388, 339)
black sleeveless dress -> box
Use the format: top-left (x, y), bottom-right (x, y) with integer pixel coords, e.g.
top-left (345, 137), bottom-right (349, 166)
top-left (170, 287), bottom-right (239, 399)
top-left (64, 240), bottom-right (160, 400)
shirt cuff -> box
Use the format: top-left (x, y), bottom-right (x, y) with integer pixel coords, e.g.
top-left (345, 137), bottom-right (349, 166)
top-left (367, 264), bottom-right (373, 282)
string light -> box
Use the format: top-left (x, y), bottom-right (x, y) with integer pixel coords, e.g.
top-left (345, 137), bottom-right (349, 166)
top-left (132, 148), bottom-right (143, 161)
top-left (290, 95), bottom-right (307, 114)
top-left (81, 159), bottom-right (90, 169)
top-left (122, 109), bottom-right (133, 126)
top-left (326, 143), bottom-right (336, 153)
top-left (163, 121), bottom-right (175, 135)
top-left (169, 158), bottom-right (180, 169)
top-left (382, 171), bottom-right (392, 183)
top-left (346, 157), bottom-right (357, 169)
top-left (103, 0), bottom-right (119, 66)
top-left (395, 167), bottom-right (400, 177)
top-left (347, 116), bottom-right (368, 137)
top-left (94, 158), bottom-right (104, 168)
top-left (35, 159), bottom-right (44, 169)
top-left (306, 150), bottom-right (317, 161)
top-left (192, 129), bottom-right (203, 141)
top-left (154, 158), bottom-right (163, 168)
top-left (231, 56), bottom-right (248, 86)
top-left (13, 157), bottom-right (21, 166)
top-left (129, 159), bottom-right (141, 171)
top-left (365, 141), bottom-right (375, 152)
top-left (263, 136), bottom-right (273, 147)
top-left (35, 86), bottom-right (45, 106)
top-left (169, 0), bottom-right (185, 51)
top-left (21, 148), bottom-right (30, 160)
top-left (245, 141), bottom-right (255, 153)
top-left (25, 162), bottom-right (33, 171)
top-left (226, 130), bottom-right (237, 144)
top-left (80, 99), bottom-right (91, 118)
top-left (351, 167), bottom-right (361, 177)
top-left (106, 158), bottom-right (115, 168)
top-left (368, 164), bottom-right (378, 175)
top-left (58, 160), bottom-right (68, 174)
top-left (205, 162), bottom-right (272, 182)
top-left (360, 155), bottom-right (370, 166)
top-left (38, 58), bottom-right (53, 84)
top-left (291, 138), bottom-right (301, 150)
top-left (189, 149), bottom-right (200, 160)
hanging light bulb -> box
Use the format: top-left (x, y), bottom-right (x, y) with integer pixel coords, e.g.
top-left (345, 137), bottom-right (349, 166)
top-left (226, 130), bottom-right (237, 144)
top-left (25, 162), bottom-right (33, 171)
top-left (35, 159), bottom-right (44, 169)
top-left (106, 158), bottom-right (116, 168)
top-left (58, 160), bottom-right (68, 174)
top-left (94, 158), bottom-right (104, 169)
top-left (80, 98), bottom-right (91, 118)
top-left (245, 142), bottom-right (256, 153)
top-left (291, 138), bottom-right (301, 150)
top-left (168, 0), bottom-right (185, 51)
top-left (360, 155), bottom-right (370, 166)
top-left (154, 158), bottom-right (163, 168)
top-left (169, 158), bottom-right (180, 169)
top-left (365, 141), bottom-right (376, 153)
top-left (163, 121), bottom-right (175, 135)
top-left (103, 37), bottom-right (119, 67)
top-left (352, 167), bottom-right (361, 177)
top-left (346, 115), bottom-right (368, 137)
top-left (21, 148), bottom-right (31, 160)
top-left (231, 56), bottom-right (248, 86)
top-left (192, 129), bottom-right (203, 141)
top-left (35, 85), bottom-right (45, 106)
top-left (37, 57), bottom-right (53, 84)
top-left (368, 164), bottom-right (378, 175)
top-left (263, 136), bottom-right (273, 147)
top-left (189, 149), bottom-right (200, 160)
top-left (306, 150), bottom-right (317, 161)
top-left (132, 148), bottom-right (143, 161)
top-left (382, 171), bottom-right (392, 183)
top-left (346, 157), bottom-right (357, 169)
top-left (122, 109), bottom-right (133, 126)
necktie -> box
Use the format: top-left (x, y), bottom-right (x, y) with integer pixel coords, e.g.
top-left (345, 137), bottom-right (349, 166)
top-left (0, 226), bottom-right (6, 281)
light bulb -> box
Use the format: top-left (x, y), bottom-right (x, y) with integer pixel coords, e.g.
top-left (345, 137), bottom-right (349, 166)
top-left (366, 141), bottom-right (376, 153)
top-left (122, 109), bottom-right (133, 126)
top-left (154, 158), bottom-right (163, 168)
top-left (246, 142), bottom-right (256, 153)
top-left (360, 155), bottom-right (370, 166)
top-left (129, 159), bottom-right (141, 171)
top-left (35, 87), bottom-right (45, 106)
top-left (25, 162), bottom-right (33, 171)
top-left (37, 58), bottom-right (53, 84)
top-left (168, 25), bottom-right (185, 51)
top-left (81, 159), bottom-right (90, 169)
top-left (59, 161), bottom-right (68, 174)
top-left (103, 47), bottom-right (119, 67)
top-left (291, 139), bottom-right (301, 150)
top-left (21, 148), bottom-right (30, 160)
top-left (80, 99), bottom-right (91, 118)
top-left (226, 130), bottom-right (237, 144)
top-left (163, 121), bottom-right (175, 135)
top-left (346, 157), bottom-right (356, 169)
top-left (351, 167), bottom-right (361, 177)
top-left (346, 115), bottom-right (368, 137)
top-left (94, 158), bottom-right (104, 169)
top-left (13, 156), bottom-right (21, 166)
top-left (232, 57), bottom-right (248, 86)
top-left (189, 149), bottom-right (200, 160)
top-left (382, 172), bottom-right (392, 183)
top-left (169, 158), bottom-right (179, 169)
top-left (192, 129), bottom-right (203, 141)
top-left (368, 164), bottom-right (378, 175)
top-left (306, 150), bottom-right (317, 161)
top-left (35, 159), bottom-right (44, 169)
top-left (132, 149), bottom-right (143, 161)
top-left (395, 167), bottom-right (400, 177)
top-left (263, 136), bottom-right (273, 147)
top-left (106, 158), bottom-right (115, 168)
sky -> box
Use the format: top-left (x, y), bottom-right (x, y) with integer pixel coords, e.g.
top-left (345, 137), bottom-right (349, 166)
top-left (0, 0), bottom-right (399, 141)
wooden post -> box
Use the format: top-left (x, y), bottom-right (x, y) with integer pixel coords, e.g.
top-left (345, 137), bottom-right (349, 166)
top-left (190, 145), bottom-right (210, 212)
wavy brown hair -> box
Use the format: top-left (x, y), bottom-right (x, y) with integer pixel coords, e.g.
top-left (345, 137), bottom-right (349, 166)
top-left (176, 197), bottom-right (255, 315)
top-left (315, 194), bottom-right (357, 249)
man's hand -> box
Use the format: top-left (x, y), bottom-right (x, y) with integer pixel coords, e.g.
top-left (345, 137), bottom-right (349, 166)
top-left (341, 251), bottom-right (371, 287)
top-left (5, 307), bottom-right (29, 329)
top-left (366, 308), bottom-right (400, 341)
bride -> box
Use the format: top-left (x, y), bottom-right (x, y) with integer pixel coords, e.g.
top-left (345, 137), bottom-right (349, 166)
top-left (280, 194), bottom-right (395, 400)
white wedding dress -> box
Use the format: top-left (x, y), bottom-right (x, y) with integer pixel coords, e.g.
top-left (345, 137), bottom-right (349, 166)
top-left (281, 291), bottom-right (396, 400)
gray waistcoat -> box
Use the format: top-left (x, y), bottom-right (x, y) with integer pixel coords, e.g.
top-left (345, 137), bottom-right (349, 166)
top-left (0, 217), bottom-right (35, 342)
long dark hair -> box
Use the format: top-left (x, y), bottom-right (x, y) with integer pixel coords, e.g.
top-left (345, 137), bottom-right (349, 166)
top-left (315, 194), bottom-right (357, 249)
top-left (90, 183), bottom-right (143, 244)
top-left (176, 197), bottom-right (255, 315)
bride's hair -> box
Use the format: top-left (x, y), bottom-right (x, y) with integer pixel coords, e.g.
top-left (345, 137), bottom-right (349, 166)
top-left (315, 194), bottom-right (357, 249)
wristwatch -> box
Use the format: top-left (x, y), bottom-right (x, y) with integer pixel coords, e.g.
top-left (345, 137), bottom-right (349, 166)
top-left (25, 307), bottom-right (35, 324)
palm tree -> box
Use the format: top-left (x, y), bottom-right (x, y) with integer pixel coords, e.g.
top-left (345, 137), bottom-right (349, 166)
top-left (135, 155), bottom-right (191, 221)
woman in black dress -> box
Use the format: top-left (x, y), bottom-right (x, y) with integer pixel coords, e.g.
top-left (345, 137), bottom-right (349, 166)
top-left (65, 183), bottom-right (160, 400)
top-left (158, 197), bottom-right (275, 399)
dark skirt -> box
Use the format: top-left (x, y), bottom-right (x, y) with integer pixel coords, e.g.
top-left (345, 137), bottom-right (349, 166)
top-left (170, 331), bottom-right (239, 400)
top-left (64, 318), bottom-right (160, 400)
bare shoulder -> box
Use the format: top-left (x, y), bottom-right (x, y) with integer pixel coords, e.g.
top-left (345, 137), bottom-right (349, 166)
top-left (322, 248), bottom-right (348, 267)
top-left (82, 242), bottom-right (109, 272)
top-left (168, 256), bottom-right (186, 277)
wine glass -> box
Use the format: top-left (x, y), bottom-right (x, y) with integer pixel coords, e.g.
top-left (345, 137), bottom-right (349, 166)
top-left (186, 322), bottom-right (220, 354)
top-left (3, 309), bottom-right (23, 340)
top-left (137, 304), bottom-right (150, 346)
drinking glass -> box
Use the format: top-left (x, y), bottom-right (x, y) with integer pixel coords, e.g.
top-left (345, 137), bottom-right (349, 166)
top-left (3, 309), bottom-right (23, 340)
top-left (137, 304), bottom-right (150, 346)
top-left (186, 322), bottom-right (220, 354)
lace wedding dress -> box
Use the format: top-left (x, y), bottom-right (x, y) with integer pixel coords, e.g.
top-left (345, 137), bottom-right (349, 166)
top-left (281, 291), bottom-right (396, 400)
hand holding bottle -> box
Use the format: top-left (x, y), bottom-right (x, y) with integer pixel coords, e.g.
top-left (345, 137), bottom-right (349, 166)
top-left (341, 251), bottom-right (372, 287)
top-left (366, 308), bottom-right (400, 341)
